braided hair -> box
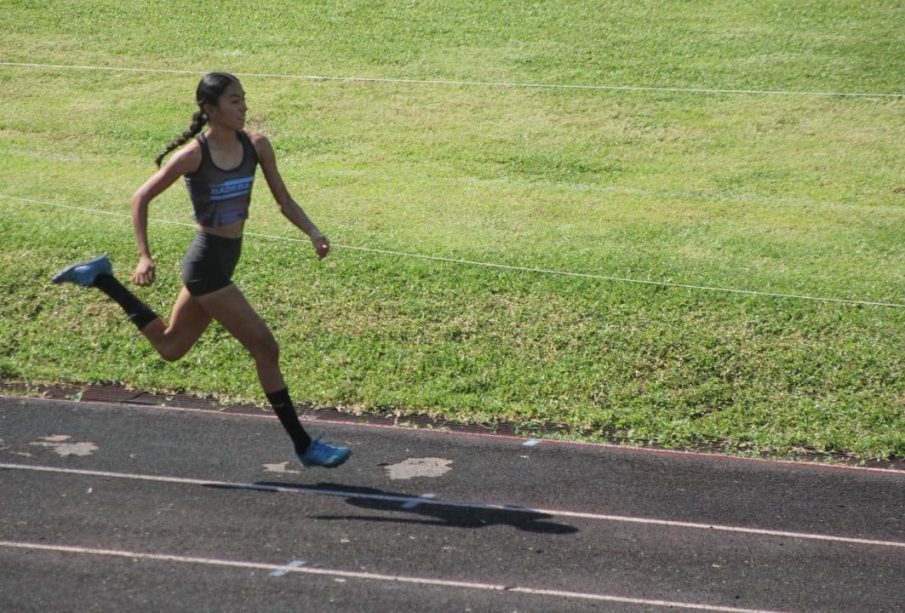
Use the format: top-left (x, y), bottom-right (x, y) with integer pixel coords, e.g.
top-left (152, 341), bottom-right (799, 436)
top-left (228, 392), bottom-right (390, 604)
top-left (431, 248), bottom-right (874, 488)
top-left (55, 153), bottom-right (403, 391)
top-left (154, 72), bottom-right (240, 167)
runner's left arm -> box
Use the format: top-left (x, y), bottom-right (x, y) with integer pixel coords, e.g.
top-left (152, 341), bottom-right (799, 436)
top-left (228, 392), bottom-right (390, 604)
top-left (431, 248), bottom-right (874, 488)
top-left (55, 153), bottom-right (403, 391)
top-left (254, 133), bottom-right (329, 260)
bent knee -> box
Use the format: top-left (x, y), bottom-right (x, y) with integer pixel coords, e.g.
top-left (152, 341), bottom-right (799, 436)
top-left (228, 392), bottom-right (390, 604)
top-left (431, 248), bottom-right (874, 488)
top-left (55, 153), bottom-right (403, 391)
top-left (156, 341), bottom-right (190, 362)
top-left (158, 347), bottom-right (186, 362)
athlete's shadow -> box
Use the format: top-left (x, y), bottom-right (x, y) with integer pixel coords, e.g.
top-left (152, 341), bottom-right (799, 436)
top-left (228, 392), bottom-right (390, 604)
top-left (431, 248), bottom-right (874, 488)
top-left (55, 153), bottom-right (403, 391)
top-left (307, 483), bottom-right (578, 535)
top-left (208, 481), bottom-right (577, 534)
top-left (315, 483), bottom-right (578, 534)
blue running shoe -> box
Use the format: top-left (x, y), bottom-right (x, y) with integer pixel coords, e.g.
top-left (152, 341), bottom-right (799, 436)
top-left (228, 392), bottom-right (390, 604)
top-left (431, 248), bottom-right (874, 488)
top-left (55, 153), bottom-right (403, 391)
top-left (52, 254), bottom-right (113, 287)
top-left (297, 438), bottom-right (352, 468)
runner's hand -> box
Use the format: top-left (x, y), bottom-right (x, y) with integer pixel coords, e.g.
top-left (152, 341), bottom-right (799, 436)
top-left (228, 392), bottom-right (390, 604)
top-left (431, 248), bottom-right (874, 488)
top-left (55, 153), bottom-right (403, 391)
top-left (311, 233), bottom-right (330, 260)
top-left (133, 256), bottom-right (156, 286)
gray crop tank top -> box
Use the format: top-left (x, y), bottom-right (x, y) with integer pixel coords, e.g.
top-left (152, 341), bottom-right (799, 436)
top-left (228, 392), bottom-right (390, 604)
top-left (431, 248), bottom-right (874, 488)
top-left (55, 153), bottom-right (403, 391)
top-left (184, 131), bottom-right (259, 228)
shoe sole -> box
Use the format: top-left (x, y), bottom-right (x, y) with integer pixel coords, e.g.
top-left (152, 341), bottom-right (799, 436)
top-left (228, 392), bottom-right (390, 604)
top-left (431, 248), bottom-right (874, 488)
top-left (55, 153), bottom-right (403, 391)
top-left (298, 449), bottom-right (352, 469)
top-left (52, 254), bottom-right (110, 285)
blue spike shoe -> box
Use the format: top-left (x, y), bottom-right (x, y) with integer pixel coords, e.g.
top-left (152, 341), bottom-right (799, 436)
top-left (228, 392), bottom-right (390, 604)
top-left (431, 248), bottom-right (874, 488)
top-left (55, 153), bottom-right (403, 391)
top-left (297, 438), bottom-right (352, 468)
top-left (52, 254), bottom-right (113, 287)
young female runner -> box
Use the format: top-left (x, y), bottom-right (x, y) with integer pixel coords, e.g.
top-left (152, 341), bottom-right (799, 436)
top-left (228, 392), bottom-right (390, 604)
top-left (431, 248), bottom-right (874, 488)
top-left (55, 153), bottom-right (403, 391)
top-left (53, 72), bottom-right (350, 468)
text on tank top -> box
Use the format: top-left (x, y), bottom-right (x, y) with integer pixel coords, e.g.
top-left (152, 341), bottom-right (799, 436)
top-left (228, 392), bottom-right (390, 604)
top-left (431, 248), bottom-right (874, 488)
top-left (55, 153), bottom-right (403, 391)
top-left (184, 131), bottom-right (259, 227)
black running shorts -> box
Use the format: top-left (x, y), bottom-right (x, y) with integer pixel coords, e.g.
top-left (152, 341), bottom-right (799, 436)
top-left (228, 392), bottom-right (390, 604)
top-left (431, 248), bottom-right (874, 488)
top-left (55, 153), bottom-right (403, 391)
top-left (181, 231), bottom-right (242, 296)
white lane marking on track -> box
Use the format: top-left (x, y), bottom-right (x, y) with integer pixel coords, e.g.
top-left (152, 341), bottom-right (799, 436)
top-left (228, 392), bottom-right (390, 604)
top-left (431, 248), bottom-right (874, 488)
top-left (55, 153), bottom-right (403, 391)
top-left (2, 462), bottom-right (903, 550)
top-left (401, 493), bottom-right (436, 509)
top-left (38, 435), bottom-right (71, 443)
top-left (0, 540), bottom-right (790, 613)
top-left (29, 435), bottom-right (98, 457)
top-left (384, 457), bottom-right (452, 480)
top-left (262, 462), bottom-right (301, 475)
top-left (269, 559), bottom-right (305, 577)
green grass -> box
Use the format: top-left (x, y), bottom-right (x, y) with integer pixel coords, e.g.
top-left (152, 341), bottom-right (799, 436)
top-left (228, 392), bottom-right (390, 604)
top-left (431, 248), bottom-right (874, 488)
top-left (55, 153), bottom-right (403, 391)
top-left (2, 0), bottom-right (904, 462)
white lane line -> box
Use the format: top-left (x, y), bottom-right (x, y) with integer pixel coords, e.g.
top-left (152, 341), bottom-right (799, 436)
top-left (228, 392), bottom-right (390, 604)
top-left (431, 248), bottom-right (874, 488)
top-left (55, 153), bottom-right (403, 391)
top-left (0, 540), bottom-right (788, 613)
top-left (3, 194), bottom-right (905, 309)
top-left (401, 493), bottom-right (437, 509)
top-left (1, 60), bottom-right (901, 99)
top-left (2, 462), bottom-right (903, 551)
top-left (269, 559), bottom-right (305, 577)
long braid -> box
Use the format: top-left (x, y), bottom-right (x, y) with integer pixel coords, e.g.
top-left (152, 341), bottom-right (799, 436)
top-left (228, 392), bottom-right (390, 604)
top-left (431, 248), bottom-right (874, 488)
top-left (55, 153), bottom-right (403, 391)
top-left (154, 109), bottom-right (208, 167)
top-left (152, 72), bottom-right (238, 168)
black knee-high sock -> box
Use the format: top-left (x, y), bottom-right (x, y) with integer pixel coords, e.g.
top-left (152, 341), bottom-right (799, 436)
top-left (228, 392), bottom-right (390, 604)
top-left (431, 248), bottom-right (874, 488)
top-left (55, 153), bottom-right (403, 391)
top-left (92, 274), bottom-right (158, 331)
top-left (266, 388), bottom-right (312, 454)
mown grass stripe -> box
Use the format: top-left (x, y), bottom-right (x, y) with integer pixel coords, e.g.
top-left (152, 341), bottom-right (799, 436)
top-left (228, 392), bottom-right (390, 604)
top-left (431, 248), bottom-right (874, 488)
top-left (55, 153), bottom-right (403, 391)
top-left (1, 61), bottom-right (902, 99)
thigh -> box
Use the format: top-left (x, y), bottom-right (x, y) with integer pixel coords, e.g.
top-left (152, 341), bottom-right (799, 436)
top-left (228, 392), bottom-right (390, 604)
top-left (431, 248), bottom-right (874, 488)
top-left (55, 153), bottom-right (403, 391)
top-left (142, 286), bottom-right (212, 356)
top-left (167, 286), bottom-right (213, 336)
top-left (194, 284), bottom-right (274, 352)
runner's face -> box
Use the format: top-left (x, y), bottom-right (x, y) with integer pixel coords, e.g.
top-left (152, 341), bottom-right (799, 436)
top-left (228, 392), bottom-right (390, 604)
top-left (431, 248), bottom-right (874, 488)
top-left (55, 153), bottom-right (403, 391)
top-left (208, 82), bottom-right (247, 130)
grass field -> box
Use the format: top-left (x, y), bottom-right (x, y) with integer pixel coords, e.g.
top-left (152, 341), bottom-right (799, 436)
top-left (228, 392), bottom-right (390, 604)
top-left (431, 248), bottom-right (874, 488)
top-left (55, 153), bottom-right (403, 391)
top-left (2, 1), bottom-right (904, 462)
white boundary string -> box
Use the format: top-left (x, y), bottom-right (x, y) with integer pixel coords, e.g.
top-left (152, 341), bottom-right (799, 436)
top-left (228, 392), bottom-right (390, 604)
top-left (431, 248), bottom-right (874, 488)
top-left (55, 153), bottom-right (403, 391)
top-left (3, 194), bottom-right (904, 309)
top-left (1, 61), bottom-right (902, 99)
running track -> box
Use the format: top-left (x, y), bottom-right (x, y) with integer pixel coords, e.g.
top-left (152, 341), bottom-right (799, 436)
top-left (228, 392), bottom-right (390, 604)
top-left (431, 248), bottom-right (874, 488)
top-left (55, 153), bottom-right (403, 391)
top-left (1, 396), bottom-right (903, 612)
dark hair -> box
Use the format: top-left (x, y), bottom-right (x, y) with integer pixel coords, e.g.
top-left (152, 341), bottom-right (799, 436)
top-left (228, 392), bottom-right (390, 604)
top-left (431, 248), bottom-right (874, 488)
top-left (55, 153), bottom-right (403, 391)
top-left (154, 72), bottom-right (240, 167)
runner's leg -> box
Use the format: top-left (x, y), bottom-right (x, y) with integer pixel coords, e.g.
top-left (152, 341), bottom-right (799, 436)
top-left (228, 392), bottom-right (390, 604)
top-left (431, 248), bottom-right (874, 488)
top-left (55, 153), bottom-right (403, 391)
top-left (195, 283), bottom-right (313, 455)
top-left (141, 286), bottom-right (213, 362)
top-left (194, 284), bottom-right (284, 392)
